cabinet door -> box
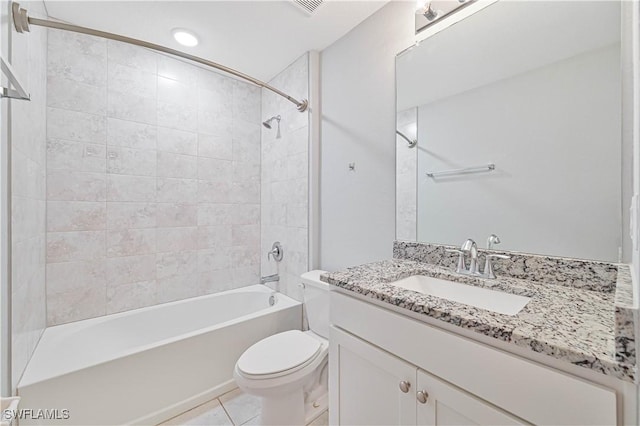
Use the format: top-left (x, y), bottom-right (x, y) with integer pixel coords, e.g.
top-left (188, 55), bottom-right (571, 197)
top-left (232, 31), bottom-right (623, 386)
top-left (416, 369), bottom-right (526, 426)
top-left (330, 326), bottom-right (417, 426)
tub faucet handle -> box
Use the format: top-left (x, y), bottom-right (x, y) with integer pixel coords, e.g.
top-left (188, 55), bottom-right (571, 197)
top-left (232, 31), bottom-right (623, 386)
top-left (267, 241), bottom-right (283, 262)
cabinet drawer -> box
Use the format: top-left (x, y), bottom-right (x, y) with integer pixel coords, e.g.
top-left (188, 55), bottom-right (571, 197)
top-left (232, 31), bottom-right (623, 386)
top-left (331, 291), bottom-right (617, 425)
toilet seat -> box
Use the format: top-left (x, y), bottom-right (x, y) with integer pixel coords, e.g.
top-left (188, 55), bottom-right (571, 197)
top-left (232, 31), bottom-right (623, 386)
top-left (236, 330), bottom-right (322, 380)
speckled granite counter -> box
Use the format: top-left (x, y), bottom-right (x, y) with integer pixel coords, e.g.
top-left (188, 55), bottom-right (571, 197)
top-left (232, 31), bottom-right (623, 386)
top-left (322, 246), bottom-right (637, 383)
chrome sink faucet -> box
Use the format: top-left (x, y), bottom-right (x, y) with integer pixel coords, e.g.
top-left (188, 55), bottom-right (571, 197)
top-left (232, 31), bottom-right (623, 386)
top-left (446, 239), bottom-right (478, 275)
top-left (447, 237), bottom-right (510, 279)
top-left (483, 234), bottom-right (510, 279)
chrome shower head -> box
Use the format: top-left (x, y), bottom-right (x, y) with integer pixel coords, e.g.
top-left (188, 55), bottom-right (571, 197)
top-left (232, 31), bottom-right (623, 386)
top-left (262, 115), bottom-right (282, 138)
top-left (262, 115), bottom-right (280, 128)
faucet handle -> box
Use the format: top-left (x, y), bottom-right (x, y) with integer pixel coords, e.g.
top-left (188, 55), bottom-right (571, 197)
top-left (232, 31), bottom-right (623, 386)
top-left (482, 253), bottom-right (511, 279)
top-left (445, 248), bottom-right (463, 254)
top-left (486, 253), bottom-right (510, 260)
top-left (445, 248), bottom-right (466, 274)
top-left (267, 241), bottom-right (283, 262)
top-left (487, 234), bottom-right (501, 250)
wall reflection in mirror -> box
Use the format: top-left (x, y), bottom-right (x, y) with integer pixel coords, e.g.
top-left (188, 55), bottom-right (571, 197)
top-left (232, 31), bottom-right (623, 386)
top-left (396, 0), bottom-right (625, 262)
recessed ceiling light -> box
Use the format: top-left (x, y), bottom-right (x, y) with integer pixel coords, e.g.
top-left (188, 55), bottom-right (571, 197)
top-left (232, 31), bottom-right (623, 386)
top-left (172, 28), bottom-right (198, 47)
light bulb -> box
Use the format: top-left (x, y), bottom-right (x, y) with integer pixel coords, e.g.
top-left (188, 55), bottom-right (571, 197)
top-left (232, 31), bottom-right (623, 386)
top-left (172, 29), bottom-right (199, 47)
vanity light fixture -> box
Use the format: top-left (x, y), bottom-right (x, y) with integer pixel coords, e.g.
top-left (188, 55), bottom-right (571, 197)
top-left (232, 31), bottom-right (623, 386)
top-left (416, 0), bottom-right (438, 20)
top-left (415, 0), bottom-right (476, 33)
top-left (423, 3), bottom-right (439, 20)
top-left (172, 28), bottom-right (199, 47)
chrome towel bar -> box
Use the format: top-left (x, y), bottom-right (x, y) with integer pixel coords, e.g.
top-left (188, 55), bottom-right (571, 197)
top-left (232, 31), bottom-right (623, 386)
top-left (426, 163), bottom-right (495, 178)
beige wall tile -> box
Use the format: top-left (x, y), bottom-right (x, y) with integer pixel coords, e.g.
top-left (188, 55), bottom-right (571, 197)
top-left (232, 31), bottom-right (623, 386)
top-left (107, 202), bottom-right (157, 229)
top-left (156, 203), bottom-right (197, 227)
top-left (107, 117), bottom-right (157, 150)
top-left (47, 201), bottom-right (106, 231)
top-left (47, 231), bottom-right (106, 263)
top-left (47, 107), bottom-right (106, 144)
top-left (47, 259), bottom-right (106, 294)
top-left (157, 177), bottom-right (198, 203)
top-left (42, 32), bottom-right (284, 325)
top-left (157, 127), bottom-right (197, 155)
top-left (106, 280), bottom-right (158, 314)
top-left (47, 170), bottom-right (106, 201)
top-left (156, 251), bottom-right (198, 279)
top-left (106, 228), bottom-right (156, 257)
top-left (107, 174), bottom-right (156, 202)
top-left (106, 254), bottom-right (156, 286)
top-left (157, 227), bottom-right (199, 252)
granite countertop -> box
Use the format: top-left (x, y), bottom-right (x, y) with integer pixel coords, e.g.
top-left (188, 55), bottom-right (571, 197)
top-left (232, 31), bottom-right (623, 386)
top-left (322, 257), bottom-right (637, 383)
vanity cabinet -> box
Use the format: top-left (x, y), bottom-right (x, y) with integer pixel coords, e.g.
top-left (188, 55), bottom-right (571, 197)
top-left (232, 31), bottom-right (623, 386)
top-left (416, 369), bottom-right (523, 425)
top-left (329, 291), bottom-right (619, 426)
top-left (331, 326), bottom-right (416, 425)
top-left (331, 326), bottom-right (524, 425)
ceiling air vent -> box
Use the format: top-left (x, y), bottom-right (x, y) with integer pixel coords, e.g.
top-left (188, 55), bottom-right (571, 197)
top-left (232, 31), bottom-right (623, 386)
top-left (292, 0), bottom-right (324, 15)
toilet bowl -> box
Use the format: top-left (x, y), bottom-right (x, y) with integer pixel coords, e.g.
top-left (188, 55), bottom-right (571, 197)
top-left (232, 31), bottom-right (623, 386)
top-left (233, 271), bottom-right (329, 426)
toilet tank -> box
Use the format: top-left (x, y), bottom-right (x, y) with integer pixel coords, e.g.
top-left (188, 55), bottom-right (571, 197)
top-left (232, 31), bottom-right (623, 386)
top-left (301, 270), bottom-right (329, 339)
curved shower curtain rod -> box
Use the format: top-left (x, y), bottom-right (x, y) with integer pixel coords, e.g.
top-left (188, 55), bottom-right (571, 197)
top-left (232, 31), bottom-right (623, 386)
top-left (396, 130), bottom-right (417, 148)
top-left (11, 2), bottom-right (309, 112)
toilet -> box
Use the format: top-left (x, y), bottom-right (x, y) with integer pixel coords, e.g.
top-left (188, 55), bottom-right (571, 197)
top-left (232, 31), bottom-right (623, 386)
top-left (233, 270), bottom-right (329, 425)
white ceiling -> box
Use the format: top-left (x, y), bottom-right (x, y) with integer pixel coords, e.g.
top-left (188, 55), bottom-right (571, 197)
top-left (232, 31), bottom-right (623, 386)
top-left (42, 0), bottom-right (389, 81)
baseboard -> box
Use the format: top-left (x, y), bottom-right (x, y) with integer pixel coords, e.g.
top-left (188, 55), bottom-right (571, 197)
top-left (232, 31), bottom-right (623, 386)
top-left (129, 380), bottom-right (238, 425)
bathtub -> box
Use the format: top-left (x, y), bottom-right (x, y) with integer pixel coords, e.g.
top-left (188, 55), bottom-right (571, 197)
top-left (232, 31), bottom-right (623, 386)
top-left (17, 285), bottom-right (302, 425)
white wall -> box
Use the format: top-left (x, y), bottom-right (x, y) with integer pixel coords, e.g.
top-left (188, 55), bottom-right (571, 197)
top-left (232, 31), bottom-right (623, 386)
top-left (320, 1), bottom-right (415, 271)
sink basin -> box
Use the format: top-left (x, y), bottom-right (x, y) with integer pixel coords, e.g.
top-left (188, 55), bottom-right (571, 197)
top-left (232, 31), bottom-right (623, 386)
top-left (389, 275), bottom-right (530, 316)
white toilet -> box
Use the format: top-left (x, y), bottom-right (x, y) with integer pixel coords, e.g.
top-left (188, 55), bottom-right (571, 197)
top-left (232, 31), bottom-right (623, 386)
top-left (233, 270), bottom-right (329, 426)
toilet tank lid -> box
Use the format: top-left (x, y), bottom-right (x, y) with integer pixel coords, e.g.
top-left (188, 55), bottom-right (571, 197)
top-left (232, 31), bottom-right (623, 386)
top-left (301, 270), bottom-right (329, 288)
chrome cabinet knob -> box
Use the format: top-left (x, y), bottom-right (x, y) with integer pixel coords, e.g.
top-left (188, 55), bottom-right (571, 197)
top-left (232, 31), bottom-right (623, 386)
top-left (416, 390), bottom-right (429, 404)
top-left (399, 381), bottom-right (411, 393)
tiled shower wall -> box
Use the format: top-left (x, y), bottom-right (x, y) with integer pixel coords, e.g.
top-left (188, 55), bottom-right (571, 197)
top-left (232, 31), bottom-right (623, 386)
top-left (45, 30), bottom-right (261, 325)
top-left (261, 54), bottom-right (309, 301)
top-left (396, 108), bottom-right (417, 241)
top-left (10, 0), bottom-right (48, 391)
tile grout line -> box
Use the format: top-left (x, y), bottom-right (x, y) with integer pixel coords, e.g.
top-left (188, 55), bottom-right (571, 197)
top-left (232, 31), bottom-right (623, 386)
top-left (218, 396), bottom-right (236, 426)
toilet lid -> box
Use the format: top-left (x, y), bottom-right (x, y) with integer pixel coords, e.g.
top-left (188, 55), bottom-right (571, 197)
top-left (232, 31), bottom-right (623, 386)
top-left (237, 330), bottom-right (322, 377)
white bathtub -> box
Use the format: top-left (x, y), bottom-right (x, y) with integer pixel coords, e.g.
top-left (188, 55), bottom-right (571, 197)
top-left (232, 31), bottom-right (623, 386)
top-left (17, 285), bottom-right (302, 425)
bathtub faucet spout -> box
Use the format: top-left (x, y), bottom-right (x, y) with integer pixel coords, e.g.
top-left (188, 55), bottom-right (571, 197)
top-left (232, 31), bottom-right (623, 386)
top-left (260, 274), bottom-right (279, 284)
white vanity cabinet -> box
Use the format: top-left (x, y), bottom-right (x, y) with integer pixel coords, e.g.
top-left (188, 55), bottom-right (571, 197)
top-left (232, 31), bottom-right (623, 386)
top-left (331, 326), bottom-right (524, 425)
top-left (330, 326), bottom-right (416, 425)
top-left (416, 369), bottom-right (524, 425)
top-left (329, 291), bottom-right (621, 426)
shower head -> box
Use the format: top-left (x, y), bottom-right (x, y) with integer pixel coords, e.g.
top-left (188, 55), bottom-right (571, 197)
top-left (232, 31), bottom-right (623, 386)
top-left (262, 115), bottom-right (281, 129)
top-left (262, 115), bottom-right (282, 138)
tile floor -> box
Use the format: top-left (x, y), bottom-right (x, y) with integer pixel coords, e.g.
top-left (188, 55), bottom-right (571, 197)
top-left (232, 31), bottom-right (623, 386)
top-left (159, 388), bottom-right (329, 426)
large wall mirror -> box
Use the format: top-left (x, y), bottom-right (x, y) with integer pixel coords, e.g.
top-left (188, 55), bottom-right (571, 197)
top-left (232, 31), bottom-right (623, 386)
top-left (396, 1), bottom-right (625, 262)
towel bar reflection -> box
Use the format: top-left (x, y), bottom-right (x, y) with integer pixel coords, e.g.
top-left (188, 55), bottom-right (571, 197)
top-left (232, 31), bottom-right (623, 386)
top-left (426, 163), bottom-right (495, 178)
